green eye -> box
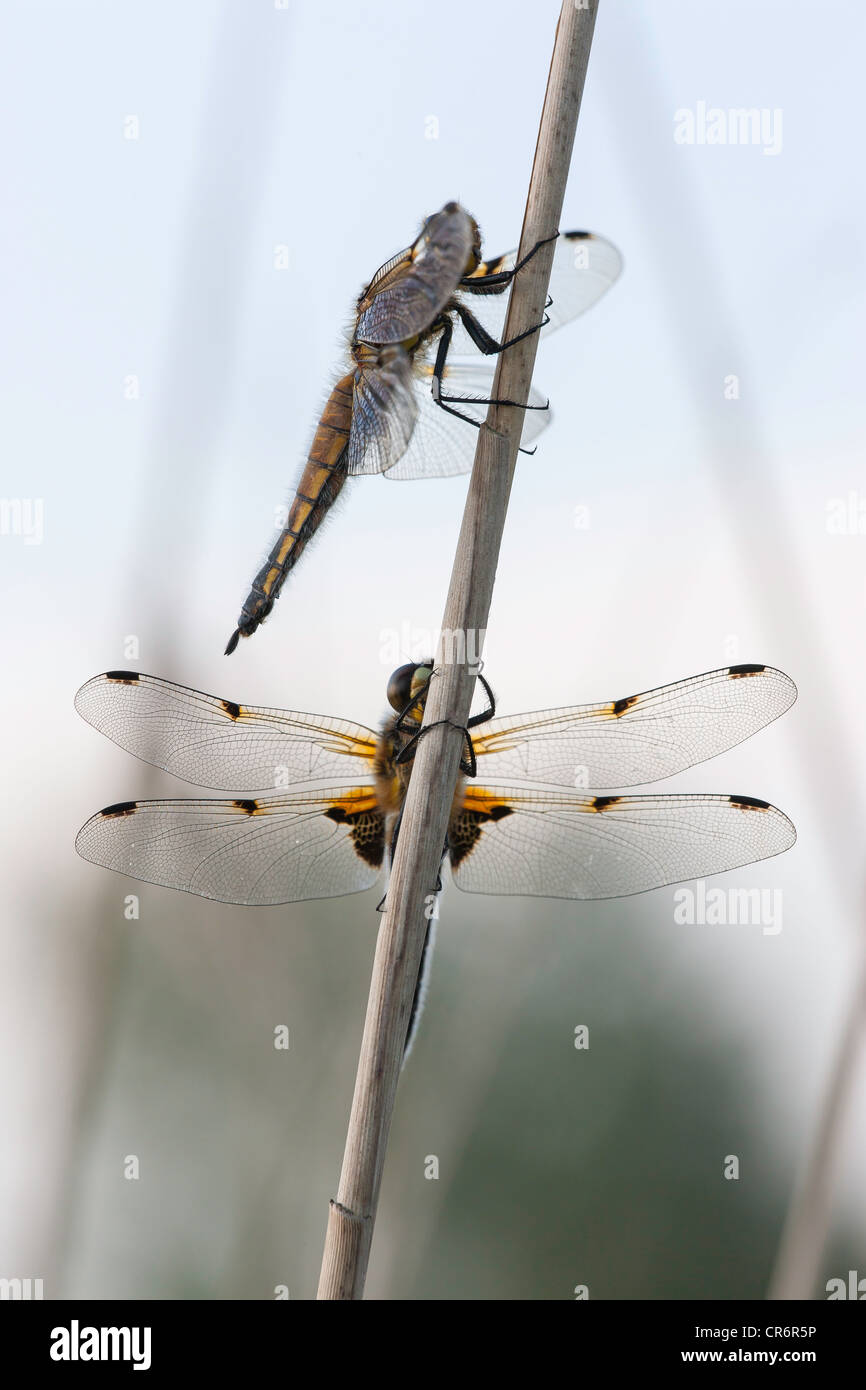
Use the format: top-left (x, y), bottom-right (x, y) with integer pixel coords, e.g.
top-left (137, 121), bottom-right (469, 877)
top-left (410, 665), bottom-right (433, 694)
top-left (386, 662), bottom-right (434, 712)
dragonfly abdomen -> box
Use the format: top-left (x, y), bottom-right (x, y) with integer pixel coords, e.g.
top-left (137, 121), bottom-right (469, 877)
top-left (225, 373), bottom-right (355, 653)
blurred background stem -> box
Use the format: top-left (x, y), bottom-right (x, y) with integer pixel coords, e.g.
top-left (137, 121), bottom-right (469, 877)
top-left (768, 949), bottom-right (866, 1299)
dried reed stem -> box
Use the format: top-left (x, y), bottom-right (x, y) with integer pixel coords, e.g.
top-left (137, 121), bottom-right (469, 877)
top-left (317, 0), bottom-right (600, 1300)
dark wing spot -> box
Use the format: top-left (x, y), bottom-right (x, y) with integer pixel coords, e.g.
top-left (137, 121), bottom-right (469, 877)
top-left (221, 699), bottom-right (242, 720)
top-left (101, 801), bottom-right (138, 818)
top-left (351, 813), bottom-right (386, 868)
top-left (105, 671), bottom-right (140, 683)
top-left (591, 795), bottom-right (622, 811)
top-left (233, 798), bottom-right (258, 814)
top-left (563, 231), bottom-right (592, 242)
top-left (448, 811), bottom-right (485, 869)
top-left (449, 804), bottom-right (513, 868)
top-left (729, 794), bottom-right (770, 811)
top-left (728, 664), bottom-right (766, 677)
top-left (323, 806), bottom-right (384, 869)
top-left (612, 694), bottom-right (639, 717)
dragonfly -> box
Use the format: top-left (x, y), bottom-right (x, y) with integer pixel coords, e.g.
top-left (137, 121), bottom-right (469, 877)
top-left (75, 661), bottom-right (796, 1051)
top-left (225, 201), bottom-right (622, 654)
top-left (75, 660), bottom-right (797, 903)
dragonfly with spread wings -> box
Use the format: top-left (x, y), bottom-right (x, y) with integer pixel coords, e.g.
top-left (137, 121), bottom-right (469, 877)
top-left (76, 660), bottom-right (796, 905)
top-left (225, 201), bottom-right (622, 654)
top-left (75, 660), bottom-right (796, 1051)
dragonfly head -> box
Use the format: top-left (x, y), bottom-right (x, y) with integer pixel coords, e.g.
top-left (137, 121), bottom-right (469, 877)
top-left (387, 661), bottom-right (434, 720)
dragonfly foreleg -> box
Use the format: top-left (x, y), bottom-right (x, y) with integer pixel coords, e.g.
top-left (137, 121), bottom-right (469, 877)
top-left (392, 668), bottom-right (436, 739)
top-left (394, 719), bottom-right (477, 776)
top-left (459, 231), bottom-right (560, 293)
top-left (395, 671), bottom-right (494, 777)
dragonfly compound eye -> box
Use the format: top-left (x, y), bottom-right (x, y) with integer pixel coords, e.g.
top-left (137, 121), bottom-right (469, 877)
top-left (410, 665), bottom-right (433, 700)
top-left (388, 662), bottom-right (434, 713)
top-left (387, 663), bottom-right (420, 712)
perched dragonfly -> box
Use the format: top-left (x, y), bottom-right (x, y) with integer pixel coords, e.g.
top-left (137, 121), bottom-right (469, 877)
top-left (75, 661), bottom-right (796, 1051)
top-left (225, 201), bottom-right (622, 654)
top-left (76, 661), bottom-right (795, 904)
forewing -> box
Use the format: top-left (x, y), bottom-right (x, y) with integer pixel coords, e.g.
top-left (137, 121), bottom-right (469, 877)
top-left (75, 672), bottom-right (378, 791)
top-left (355, 205), bottom-right (474, 344)
top-left (76, 787), bottom-right (385, 906)
top-left (382, 361), bottom-right (550, 481)
top-left (450, 787), bottom-right (796, 899)
top-left (472, 666), bottom-right (797, 789)
top-left (358, 244), bottom-right (413, 302)
top-left (449, 230), bottom-right (622, 355)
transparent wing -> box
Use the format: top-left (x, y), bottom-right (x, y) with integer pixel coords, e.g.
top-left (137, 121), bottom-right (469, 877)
top-left (345, 350), bottom-right (418, 477)
top-left (358, 244), bottom-right (413, 301)
top-left (383, 361), bottom-right (550, 481)
top-left (75, 786), bottom-right (385, 906)
top-left (355, 204), bottom-right (474, 344)
top-left (473, 665), bottom-right (797, 789)
top-left (450, 787), bottom-right (796, 899)
top-left (449, 230), bottom-right (623, 356)
top-left (75, 672), bottom-right (378, 791)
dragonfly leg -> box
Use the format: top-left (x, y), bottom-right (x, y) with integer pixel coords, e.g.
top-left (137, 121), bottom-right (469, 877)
top-left (376, 802), bottom-right (407, 913)
top-left (395, 719), bottom-right (478, 777)
top-left (427, 396), bottom-right (541, 457)
top-left (459, 231), bottom-right (560, 293)
top-left (395, 672), bottom-right (494, 777)
top-left (466, 673), bottom-right (496, 728)
top-left (392, 669), bottom-right (436, 741)
top-left (389, 804), bottom-right (405, 859)
top-left (429, 315), bottom-right (545, 456)
top-left (392, 669), bottom-right (477, 773)
top-left (439, 387), bottom-right (549, 411)
top-left (454, 301), bottom-right (550, 357)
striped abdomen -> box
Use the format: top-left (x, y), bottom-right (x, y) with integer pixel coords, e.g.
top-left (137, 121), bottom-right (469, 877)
top-left (225, 372), bottom-right (355, 653)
